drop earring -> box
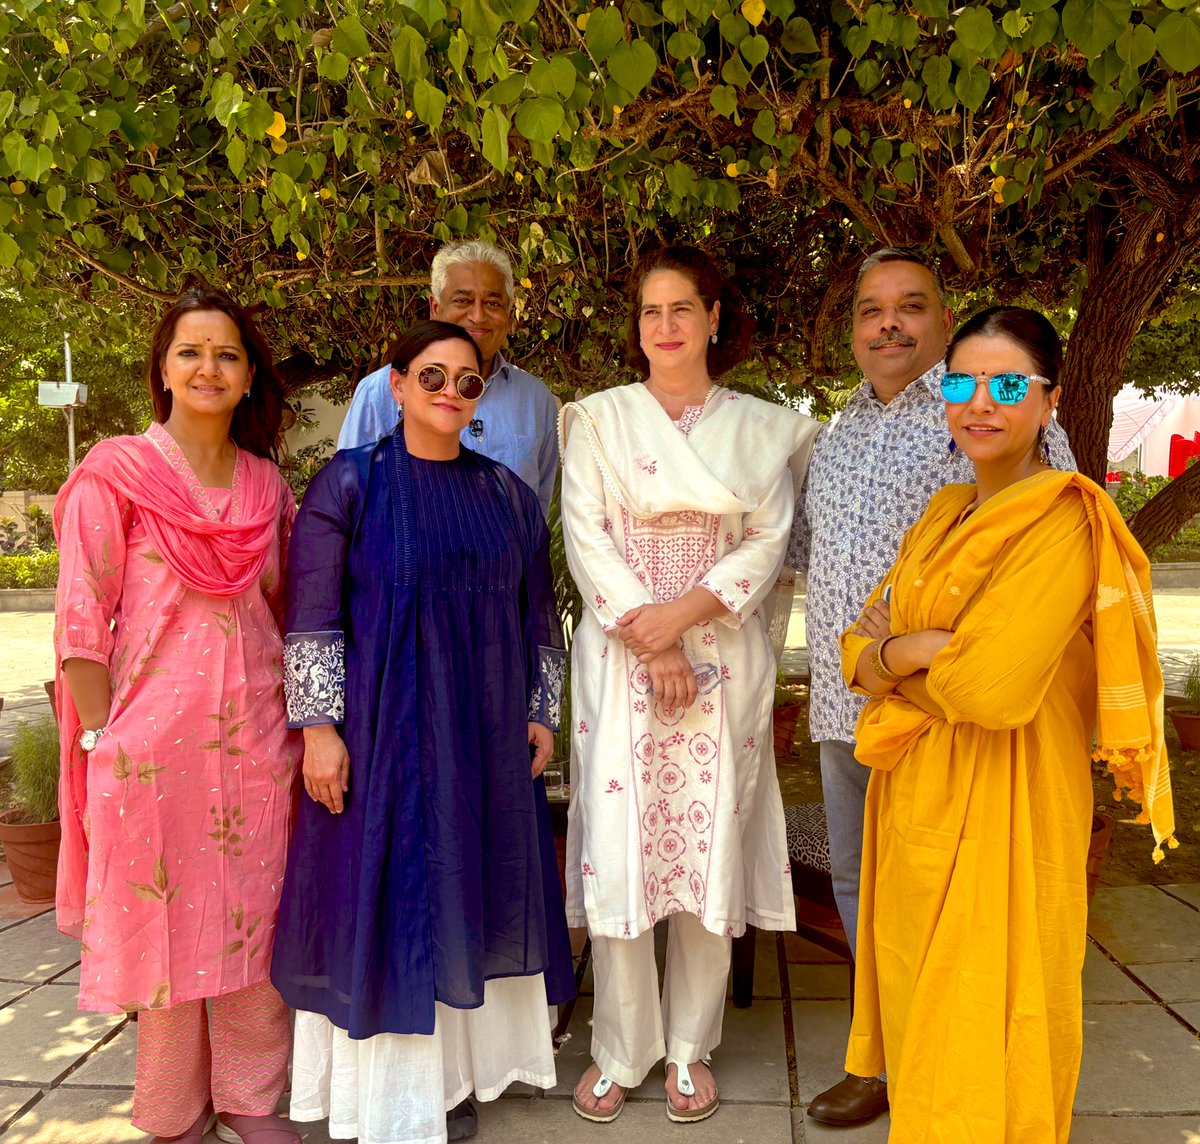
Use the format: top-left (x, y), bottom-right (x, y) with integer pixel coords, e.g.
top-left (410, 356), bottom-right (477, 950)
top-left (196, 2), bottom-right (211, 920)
top-left (1038, 425), bottom-right (1050, 464)
top-left (947, 437), bottom-right (957, 460)
top-left (710, 333), bottom-right (718, 345)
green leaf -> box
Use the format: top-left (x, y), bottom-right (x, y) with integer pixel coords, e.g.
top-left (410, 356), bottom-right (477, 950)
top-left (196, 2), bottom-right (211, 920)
top-left (402, 0), bottom-right (447, 26)
top-left (0, 92), bottom-right (13, 127)
top-left (481, 105), bottom-right (509, 171)
top-left (954, 63), bottom-right (990, 111)
top-left (448, 29), bottom-right (469, 74)
top-left (225, 134), bottom-right (247, 176)
top-left (514, 96), bottom-right (564, 143)
top-left (1061, 0), bottom-right (1130, 59)
top-left (331, 14), bottom-right (370, 57)
top-left (626, 0), bottom-right (664, 26)
top-left (317, 52), bottom-right (350, 82)
top-left (585, 7), bottom-right (625, 61)
top-left (855, 58), bottom-right (882, 92)
top-left (894, 159), bottom-right (917, 185)
top-left (446, 203), bottom-right (469, 230)
top-left (1090, 86), bottom-right (1122, 124)
top-left (667, 31), bottom-right (704, 59)
top-left (740, 34), bottom-right (769, 67)
top-left (62, 123), bottom-right (92, 160)
top-left (0, 232), bottom-right (17, 267)
top-left (46, 184), bottom-right (65, 213)
top-left (461, 0), bottom-right (503, 41)
top-left (413, 78), bottom-right (447, 127)
top-left (1116, 22), bottom-right (1156, 67)
top-left (844, 26), bottom-right (871, 59)
top-left (483, 74), bottom-right (527, 105)
top-left (721, 55), bottom-right (751, 87)
top-left (3, 132), bottom-right (26, 175)
top-left (1000, 178), bottom-right (1025, 206)
top-left (1156, 12), bottom-right (1200, 73)
top-left (833, 126), bottom-right (852, 147)
top-left (333, 127), bottom-right (348, 158)
top-left (710, 85), bottom-right (738, 118)
top-left (529, 56), bottom-right (576, 97)
top-left (608, 40), bottom-right (658, 97)
top-left (664, 160), bottom-right (698, 198)
top-left (498, 0), bottom-right (538, 20)
top-left (720, 11), bottom-right (749, 46)
top-left (752, 108), bottom-right (776, 144)
top-left (393, 25), bottom-right (429, 80)
top-left (869, 137), bottom-right (892, 167)
top-left (953, 6), bottom-right (995, 53)
top-left (211, 75), bottom-right (245, 127)
top-left (781, 16), bottom-right (817, 53)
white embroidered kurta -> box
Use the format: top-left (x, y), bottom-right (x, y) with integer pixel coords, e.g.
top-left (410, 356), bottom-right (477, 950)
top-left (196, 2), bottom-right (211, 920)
top-left (561, 384), bottom-right (818, 940)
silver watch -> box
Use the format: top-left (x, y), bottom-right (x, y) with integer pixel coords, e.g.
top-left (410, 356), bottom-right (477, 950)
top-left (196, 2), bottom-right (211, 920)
top-left (79, 727), bottom-right (107, 752)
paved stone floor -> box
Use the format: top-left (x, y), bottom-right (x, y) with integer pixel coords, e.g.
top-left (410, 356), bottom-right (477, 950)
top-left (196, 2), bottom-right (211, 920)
top-left (0, 875), bottom-right (1197, 1142)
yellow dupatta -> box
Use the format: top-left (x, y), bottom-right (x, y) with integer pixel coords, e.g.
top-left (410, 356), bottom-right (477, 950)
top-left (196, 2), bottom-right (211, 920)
top-left (842, 471), bottom-right (1176, 861)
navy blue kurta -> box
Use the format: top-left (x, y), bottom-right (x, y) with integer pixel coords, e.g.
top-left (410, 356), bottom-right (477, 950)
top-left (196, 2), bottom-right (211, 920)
top-left (271, 429), bottom-right (573, 1039)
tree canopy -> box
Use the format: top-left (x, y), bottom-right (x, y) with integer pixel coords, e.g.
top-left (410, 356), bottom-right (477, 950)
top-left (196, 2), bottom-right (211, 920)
top-left (1, 0), bottom-right (1200, 542)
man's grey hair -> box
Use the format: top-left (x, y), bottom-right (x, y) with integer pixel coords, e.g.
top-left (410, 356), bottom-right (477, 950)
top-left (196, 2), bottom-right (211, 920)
top-left (854, 247), bottom-right (947, 307)
top-left (430, 240), bottom-right (515, 309)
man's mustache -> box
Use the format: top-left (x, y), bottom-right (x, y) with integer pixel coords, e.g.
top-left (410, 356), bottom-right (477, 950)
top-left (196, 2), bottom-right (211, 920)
top-left (869, 333), bottom-right (917, 349)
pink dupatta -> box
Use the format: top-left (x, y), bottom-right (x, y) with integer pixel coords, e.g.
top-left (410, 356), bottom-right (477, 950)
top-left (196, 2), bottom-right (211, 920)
top-left (52, 426), bottom-right (286, 935)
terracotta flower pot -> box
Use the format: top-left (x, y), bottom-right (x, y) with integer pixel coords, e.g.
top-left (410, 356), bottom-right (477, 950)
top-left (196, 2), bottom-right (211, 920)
top-left (1168, 706), bottom-right (1200, 753)
top-left (773, 700), bottom-right (803, 759)
top-left (1086, 812), bottom-right (1115, 905)
top-left (0, 811), bottom-right (61, 904)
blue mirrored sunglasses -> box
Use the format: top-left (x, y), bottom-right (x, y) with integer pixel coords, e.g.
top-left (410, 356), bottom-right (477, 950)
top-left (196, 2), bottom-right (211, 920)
top-left (940, 371), bottom-right (1053, 405)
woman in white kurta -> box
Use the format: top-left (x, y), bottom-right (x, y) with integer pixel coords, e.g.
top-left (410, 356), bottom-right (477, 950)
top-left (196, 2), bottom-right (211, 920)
top-left (562, 246), bottom-right (818, 1123)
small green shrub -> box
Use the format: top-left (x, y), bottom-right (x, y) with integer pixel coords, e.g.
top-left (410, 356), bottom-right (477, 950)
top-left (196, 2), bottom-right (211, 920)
top-left (1184, 654), bottom-right (1200, 715)
top-left (1111, 470), bottom-right (1171, 521)
top-left (9, 716), bottom-right (60, 823)
top-left (0, 552), bottom-right (59, 589)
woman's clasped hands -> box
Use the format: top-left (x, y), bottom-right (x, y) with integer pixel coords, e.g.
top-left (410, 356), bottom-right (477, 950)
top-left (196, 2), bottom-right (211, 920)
top-left (615, 600), bottom-right (698, 712)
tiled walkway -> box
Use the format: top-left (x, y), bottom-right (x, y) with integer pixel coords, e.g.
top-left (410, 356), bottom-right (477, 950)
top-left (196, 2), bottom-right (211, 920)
top-left (1, 871), bottom-right (1197, 1142)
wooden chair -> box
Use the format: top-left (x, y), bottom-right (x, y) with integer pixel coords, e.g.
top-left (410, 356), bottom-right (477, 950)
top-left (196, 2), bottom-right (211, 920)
top-left (731, 803), bottom-right (853, 1008)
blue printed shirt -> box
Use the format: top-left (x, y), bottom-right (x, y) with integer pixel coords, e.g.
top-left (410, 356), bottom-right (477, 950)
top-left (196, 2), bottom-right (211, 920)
top-left (789, 360), bottom-right (1077, 744)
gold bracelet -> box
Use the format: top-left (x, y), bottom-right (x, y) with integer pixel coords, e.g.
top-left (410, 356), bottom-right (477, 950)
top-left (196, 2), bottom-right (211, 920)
top-left (869, 636), bottom-right (902, 684)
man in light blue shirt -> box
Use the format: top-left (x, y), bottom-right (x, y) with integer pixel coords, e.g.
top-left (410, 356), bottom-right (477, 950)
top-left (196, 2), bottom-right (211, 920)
top-left (338, 239), bottom-right (559, 518)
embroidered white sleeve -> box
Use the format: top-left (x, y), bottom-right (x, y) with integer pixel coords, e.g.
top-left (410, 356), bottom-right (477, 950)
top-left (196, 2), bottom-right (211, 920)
top-left (528, 645), bottom-right (567, 731)
top-left (283, 631), bottom-right (346, 727)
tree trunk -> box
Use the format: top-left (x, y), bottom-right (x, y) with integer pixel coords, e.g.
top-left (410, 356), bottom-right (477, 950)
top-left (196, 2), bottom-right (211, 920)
top-left (1129, 460), bottom-right (1200, 555)
top-left (277, 351), bottom-right (349, 396)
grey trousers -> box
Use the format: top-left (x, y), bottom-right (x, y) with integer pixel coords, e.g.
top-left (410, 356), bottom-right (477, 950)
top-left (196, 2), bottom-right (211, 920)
top-left (818, 738), bottom-right (871, 961)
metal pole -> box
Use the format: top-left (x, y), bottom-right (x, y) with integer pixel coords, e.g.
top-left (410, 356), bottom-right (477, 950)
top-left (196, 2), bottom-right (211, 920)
top-left (63, 332), bottom-right (75, 474)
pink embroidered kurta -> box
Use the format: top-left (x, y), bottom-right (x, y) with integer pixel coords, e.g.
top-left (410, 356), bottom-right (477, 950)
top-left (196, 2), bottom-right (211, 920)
top-left (560, 385), bottom-right (818, 940)
top-left (54, 424), bottom-right (300, 1013)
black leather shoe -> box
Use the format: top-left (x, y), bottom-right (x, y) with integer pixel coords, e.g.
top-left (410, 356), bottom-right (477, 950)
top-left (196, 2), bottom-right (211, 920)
top-left (807, 1074), bottom-right (889, 1126)
top-left (447, 1098), bottom-right (479, 1141)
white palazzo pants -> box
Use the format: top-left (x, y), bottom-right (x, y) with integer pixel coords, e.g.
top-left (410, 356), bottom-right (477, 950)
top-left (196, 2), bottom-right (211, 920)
top-left (289, 975), bottom-right (556, 1144)
top-left (590, 912), bottom-right (731, 1089)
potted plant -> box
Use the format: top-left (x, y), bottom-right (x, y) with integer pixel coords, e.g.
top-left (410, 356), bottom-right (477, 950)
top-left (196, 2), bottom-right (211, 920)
top-left (1167, 653), bottom-right (1200, 753)
top-left (0, 714), bottom-right (61, 903)
top-left (773, 670), bottom-right (805, 759)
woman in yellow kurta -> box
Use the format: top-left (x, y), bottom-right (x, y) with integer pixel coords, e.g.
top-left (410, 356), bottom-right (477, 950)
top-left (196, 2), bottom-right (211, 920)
top-left (839, 306), bottom-right (1175, 1143)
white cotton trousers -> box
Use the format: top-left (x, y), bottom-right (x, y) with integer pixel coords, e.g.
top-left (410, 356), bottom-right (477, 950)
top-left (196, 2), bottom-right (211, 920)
top-left (590, 912), bottom-right (732, 1089)
top-left (289, 975), bottom-right (556, 1144)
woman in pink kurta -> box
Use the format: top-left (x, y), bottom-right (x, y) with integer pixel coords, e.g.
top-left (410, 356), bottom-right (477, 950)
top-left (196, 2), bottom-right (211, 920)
top-left (53, 288), bottom-right (302, 1144)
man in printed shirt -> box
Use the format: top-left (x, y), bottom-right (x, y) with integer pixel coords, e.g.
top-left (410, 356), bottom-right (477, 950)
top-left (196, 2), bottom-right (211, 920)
top-left (338, 238), bottom-right (559, 519)
top-left (792, 248), bottom-right (1075, 1126)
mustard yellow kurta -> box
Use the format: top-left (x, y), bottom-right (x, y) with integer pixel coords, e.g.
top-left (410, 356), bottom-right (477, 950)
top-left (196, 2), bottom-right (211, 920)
top-left (841, 476), bottom-right (1103, 1143)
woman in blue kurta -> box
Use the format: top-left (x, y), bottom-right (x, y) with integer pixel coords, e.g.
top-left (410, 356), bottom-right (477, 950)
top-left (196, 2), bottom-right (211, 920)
top-left (271, 320), bottom-right (573, 1144)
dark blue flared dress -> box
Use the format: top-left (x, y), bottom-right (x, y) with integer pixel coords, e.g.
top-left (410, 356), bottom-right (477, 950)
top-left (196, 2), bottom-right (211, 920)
top-left (271, 429), bottom-right (573, 1040)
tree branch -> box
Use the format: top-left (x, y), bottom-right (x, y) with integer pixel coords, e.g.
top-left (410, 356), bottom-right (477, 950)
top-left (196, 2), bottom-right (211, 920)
top-left (60, 241), bottom-right (176, 302)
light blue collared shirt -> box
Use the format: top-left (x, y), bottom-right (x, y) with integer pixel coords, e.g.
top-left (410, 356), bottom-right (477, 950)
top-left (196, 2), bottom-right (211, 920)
top-left (336, 350), bottom-right (560, 519)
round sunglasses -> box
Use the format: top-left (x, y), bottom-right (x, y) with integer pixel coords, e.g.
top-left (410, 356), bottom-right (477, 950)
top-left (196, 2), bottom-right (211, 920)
top-left (408, 363), bottom-right (488, 402)
top-left (940, 371), bottom-right (1053, 405)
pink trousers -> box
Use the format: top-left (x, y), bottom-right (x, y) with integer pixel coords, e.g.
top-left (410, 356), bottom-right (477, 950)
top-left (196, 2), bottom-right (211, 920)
top-left (131, 979), bottom-right (291, 1137)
